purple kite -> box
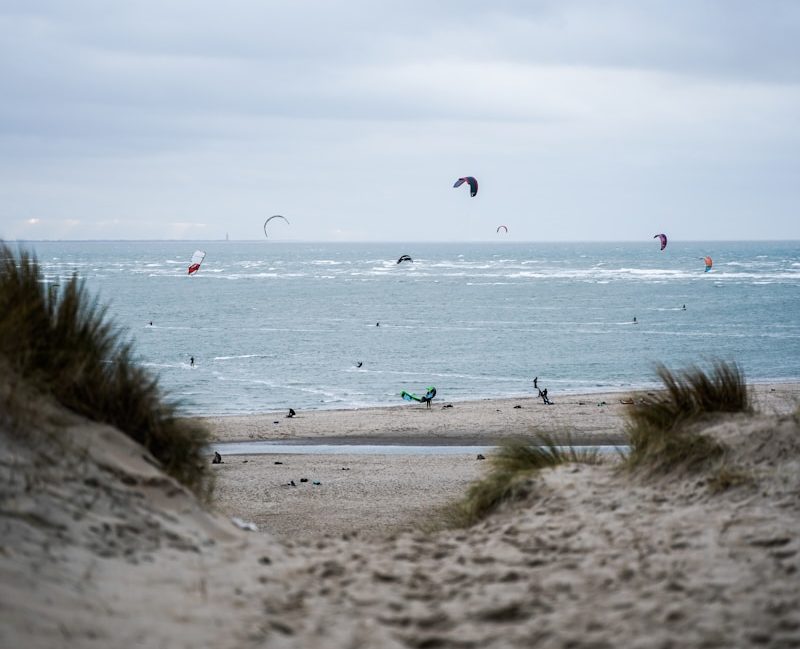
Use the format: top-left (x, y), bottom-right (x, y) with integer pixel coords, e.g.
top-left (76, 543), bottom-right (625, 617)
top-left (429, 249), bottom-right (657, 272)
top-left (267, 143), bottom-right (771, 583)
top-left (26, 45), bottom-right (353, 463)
top-left (653, 233), bottom-right (667, 251)
top-left (453, 176), bottom-right (478, 197)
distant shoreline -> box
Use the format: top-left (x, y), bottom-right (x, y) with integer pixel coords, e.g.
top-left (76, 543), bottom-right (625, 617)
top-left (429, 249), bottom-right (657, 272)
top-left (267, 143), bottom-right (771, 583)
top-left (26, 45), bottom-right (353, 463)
top-left (191, 382), bottom-right (800, 445)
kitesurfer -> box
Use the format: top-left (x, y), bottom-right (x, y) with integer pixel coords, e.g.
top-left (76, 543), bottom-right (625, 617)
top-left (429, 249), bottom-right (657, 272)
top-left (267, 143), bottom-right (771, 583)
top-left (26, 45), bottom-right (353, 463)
top-left (633, 317), bottom-right (638, 325)
top-left (190, 356), bottom-right (195, 367)
top-left (376, 322), bottom-right (380, 327)
top-left (533, 376), bottom-right (539, 390)
top-left (542, 388), bottom-right (551, 405)
top-left (682, 304), bottom-right (686, 310)
top-left (356, 361), bottom-right (363, 368)
top-left (149, 321), bottom-right (153, 326)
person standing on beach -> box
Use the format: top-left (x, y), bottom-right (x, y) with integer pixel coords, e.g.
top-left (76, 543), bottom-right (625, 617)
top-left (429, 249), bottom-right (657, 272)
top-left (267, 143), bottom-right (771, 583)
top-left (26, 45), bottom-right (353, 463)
top-left (533, 376), bottom-right (539, 390)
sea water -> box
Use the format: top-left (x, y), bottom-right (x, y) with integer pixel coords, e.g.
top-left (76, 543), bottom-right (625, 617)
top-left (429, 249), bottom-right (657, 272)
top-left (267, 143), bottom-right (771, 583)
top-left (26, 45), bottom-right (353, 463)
top-left (17, 240), bottom-right (800, 416)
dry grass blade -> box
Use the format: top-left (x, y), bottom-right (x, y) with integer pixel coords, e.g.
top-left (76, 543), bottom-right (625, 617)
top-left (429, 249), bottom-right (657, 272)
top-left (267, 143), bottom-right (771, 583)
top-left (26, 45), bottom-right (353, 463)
top-left (625, 361), bottom-right (750, 475)
top-left (444, 434), bottom-right (602, 528)
top-left (0, 242), bottom-right (213, 499)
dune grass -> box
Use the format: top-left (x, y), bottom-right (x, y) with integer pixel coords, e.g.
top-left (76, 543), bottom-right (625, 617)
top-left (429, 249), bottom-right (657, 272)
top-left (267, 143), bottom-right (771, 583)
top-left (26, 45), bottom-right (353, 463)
top-left (443, 435), bottom-right (603, 528)
top-left (624, 361), bottom-right (750, 475)
top-left (0, 243), bottom-right (212, 499)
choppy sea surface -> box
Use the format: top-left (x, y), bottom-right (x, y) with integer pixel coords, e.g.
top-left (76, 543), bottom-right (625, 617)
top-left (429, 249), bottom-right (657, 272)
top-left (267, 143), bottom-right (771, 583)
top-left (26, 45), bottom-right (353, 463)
top-left (19, 240), bottom-right (800, 416)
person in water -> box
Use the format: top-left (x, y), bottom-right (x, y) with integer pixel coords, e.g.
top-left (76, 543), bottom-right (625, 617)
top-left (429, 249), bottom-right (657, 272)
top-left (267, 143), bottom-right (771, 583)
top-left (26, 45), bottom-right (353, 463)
top-left (533, 376), bottom-right (539, 390)
top-left (682, 304), bottom-right (686, 310)
top-left (190, 356), bottom-right (195, 367)
top-left (633, 317), bottom-right (638, 324)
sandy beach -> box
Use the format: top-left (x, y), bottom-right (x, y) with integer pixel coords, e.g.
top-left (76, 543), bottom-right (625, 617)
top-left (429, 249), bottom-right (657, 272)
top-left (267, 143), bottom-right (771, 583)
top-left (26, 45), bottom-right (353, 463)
top-left (207, 383), bottom-right (800, 541)
top-left (3, 381), bottom-right (799, 647)
top-left (196, 383), bottom-right (800, 445)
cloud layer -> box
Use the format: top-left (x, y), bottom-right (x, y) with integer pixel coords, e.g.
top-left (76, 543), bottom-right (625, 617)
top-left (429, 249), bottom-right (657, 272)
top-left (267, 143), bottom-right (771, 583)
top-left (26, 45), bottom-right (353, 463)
top-left (2, 1), bottom-right (799, 240)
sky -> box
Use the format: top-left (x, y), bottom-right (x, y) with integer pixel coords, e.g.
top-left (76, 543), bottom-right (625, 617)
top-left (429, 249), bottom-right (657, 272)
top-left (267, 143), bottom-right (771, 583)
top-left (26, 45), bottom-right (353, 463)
top-left (1, 0), bottom-right (799, 242)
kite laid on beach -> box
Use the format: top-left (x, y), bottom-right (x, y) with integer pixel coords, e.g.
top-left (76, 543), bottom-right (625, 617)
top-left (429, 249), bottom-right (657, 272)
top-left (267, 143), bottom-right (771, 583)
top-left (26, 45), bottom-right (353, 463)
top-left (702, 256), bottom-right (713, 272)
top-left (401, 386), bottom-right (437, 408)
top-left (396, 254), bottom-right (413, 264)
top-left (263, 215), bottom-right (289, 238)
top-left (453, 176), bottom-right (478, 197)
top-left (653, 233), bottom-right (667, 251)
top-left (187, 250), bottom-right (206, 275)
top-left (496, 225), bottom-right (508, 233)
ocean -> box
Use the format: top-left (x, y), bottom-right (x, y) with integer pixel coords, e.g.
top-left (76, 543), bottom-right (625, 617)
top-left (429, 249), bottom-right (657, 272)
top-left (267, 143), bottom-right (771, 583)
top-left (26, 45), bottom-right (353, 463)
top-left (17, 240), bottom-right (800, 416)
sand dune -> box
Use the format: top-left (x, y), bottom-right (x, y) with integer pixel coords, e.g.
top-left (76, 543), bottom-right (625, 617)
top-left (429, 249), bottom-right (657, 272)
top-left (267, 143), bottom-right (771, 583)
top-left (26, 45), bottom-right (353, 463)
top-left (2, 383), bottom-right (799, 648)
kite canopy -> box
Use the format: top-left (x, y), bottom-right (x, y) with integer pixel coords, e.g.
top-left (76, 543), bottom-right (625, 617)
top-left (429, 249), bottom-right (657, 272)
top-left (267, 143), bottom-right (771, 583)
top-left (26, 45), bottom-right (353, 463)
top-left (396, 254), bottom-right (413, 264)
top-left (496, 225), bottom-right (508, 233)
top-left (453, 176), bottom-right (478, 197)
top-left (263, 215), bottom-right (289, 238)
top-left (188, 250), bottom-right (206, 275)
top-left (653, 233), bottom-right (667, 251)
top-left (703, 256), bottom-right (713, 272)
top-left (401, 386), bottom-right (437, 403)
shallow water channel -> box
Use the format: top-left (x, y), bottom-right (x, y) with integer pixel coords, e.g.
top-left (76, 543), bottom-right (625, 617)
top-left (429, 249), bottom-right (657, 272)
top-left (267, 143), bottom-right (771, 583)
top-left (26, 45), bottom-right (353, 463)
top-left (211, 442), bottom-right (627, 456)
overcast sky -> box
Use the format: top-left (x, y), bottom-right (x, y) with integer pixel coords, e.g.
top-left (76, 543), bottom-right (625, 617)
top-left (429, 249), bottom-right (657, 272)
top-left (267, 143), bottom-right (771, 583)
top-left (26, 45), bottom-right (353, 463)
top-left (1, 0), bottom-right (799, 241)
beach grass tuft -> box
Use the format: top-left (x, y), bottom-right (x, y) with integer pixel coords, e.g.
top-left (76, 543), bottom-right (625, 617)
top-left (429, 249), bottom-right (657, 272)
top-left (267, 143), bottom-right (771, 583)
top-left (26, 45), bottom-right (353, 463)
top-left (0, 243), bottom-right (213, 499)
top-left (625, 361), bottom-right (750, 474)
top-left (443, 434), bottom-right (602, 528)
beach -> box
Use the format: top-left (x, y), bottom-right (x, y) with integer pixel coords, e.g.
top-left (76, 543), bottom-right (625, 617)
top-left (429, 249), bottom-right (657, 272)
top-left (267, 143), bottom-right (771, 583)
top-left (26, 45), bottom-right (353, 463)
top-left (206, 383), bottom-right (800, 541)
top-left (4, 380), bottom-right (799, 648)
top-left (197, 383), bottom-right (800, 445)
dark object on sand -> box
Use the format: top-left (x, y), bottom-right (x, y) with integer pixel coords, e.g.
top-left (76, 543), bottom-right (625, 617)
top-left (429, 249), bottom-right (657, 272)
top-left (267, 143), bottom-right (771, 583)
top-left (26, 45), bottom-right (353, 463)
top-left (274, 461), bottom-right (283, 465)
top-left (212, 451), bottom-right (223, 464)
top-left (312, 480), bottom-right (321, 485)
top-left (273, 420), bottom-right (279, 424)
top-left (289, 480), bottom-right (296, 487)
top-left (287, 408), bottom-right (296, 418)
top-left (341, 467), bottom-right (350, 471)
top-left (476, 454), bottom-right (486, 460)
top-left (513, 405), bottom-right (522, 409)
top-left (442, 403), bottom-right (453, 409)
top-left (300, 478), bottom-right (308, 483)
